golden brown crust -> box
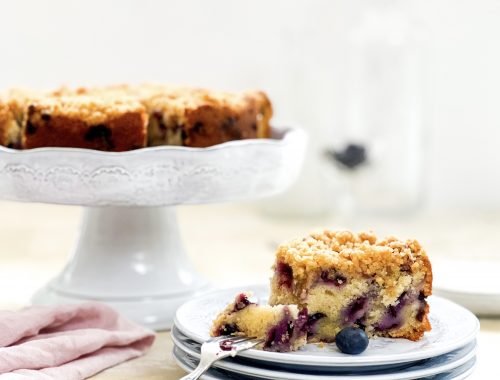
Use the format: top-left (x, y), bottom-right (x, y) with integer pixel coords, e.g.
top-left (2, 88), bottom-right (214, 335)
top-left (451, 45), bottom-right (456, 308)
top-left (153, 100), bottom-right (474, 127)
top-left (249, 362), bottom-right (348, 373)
top-left (0, 84), bottom-right (272, 150)
top-left (22, 98), bottom-right (148, 151)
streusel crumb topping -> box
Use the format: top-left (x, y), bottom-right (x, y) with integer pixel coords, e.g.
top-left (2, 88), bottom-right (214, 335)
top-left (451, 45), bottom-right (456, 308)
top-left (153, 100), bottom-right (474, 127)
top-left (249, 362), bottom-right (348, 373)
top-left (275, 230), bottom-right (432, 292)
top-left (28, 96), bottom-right (146, 125)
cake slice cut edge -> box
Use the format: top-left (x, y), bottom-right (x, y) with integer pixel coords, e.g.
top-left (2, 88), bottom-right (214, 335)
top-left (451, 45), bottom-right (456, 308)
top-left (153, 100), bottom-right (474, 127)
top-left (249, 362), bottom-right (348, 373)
top-left (269, 230), bottom-right (432, 342)
top-left (210, 292), bottom-right (308, 352)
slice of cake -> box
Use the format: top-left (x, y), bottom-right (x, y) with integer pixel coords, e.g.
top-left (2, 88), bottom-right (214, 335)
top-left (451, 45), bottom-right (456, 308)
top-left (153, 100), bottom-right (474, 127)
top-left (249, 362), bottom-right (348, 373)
top-left (144, 88), bottom-right (272, 148)
top-left (269, 230), bottom-right (432, 342)
top-left (2, 89), bottom-right (62, 149)
top-left (48, 84), bottom-right (273, 148)
top-left (0, 99), bottom-right (21, 148)
top-left (21, 96), bottom-right (148, 151)
top-left (210, 293), bottom-right (308, 352)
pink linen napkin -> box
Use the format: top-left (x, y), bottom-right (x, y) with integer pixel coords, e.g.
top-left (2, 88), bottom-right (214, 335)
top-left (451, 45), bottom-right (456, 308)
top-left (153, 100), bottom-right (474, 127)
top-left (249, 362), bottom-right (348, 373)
top-left (0, 302), bottom-right (155, 379)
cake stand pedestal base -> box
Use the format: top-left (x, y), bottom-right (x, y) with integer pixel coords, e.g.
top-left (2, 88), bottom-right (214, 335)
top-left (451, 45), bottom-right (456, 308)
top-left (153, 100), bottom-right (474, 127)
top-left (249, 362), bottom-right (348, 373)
top-left (32, 206), bottom-right (209, 330)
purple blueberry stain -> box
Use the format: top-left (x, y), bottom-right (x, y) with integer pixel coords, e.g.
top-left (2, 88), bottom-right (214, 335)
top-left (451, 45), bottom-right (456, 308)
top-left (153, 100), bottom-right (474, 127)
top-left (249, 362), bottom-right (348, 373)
top-left (152, 110), bottom-right (167, 131)
top-left (276, 262), bottom-right (293, 289)
top-left (218, 323), bottom-right (239, 335)
top-left (416, 305), bottom-right (426, 322)
top-left (219, 339), bottom-right (234, 351)
top-left (233, 293), bottom-right (253, 312)
top-left (264, 307), bottom-right (295, 352)
top-left (26, 121), bottom-right (37, 135)
top-left (306, 312), bottom-right (326, 336)
top-left (85, 124), bottom-right (115, 150)
top-left (377, 306), bottom-right (402, 330)
top-left (376, 291), bottom-right (411, 331)
top-left (342, 296), bottom-right (369, 325)
top-left (320, 270), bottom-right (347, 287)
top-left (294, 308), bottom-right (309, 336)
top-left (416, 291), bottom-right (428, 321)
top-left (286, 308), bottom-right (309, 344)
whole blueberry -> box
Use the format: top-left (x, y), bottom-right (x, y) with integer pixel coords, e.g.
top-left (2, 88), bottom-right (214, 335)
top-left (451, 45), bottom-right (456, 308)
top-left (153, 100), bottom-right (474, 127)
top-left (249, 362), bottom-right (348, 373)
top-left (335, 327), bottom-right (369, 355)
top-left (328, 143), bottom-right (367, 170)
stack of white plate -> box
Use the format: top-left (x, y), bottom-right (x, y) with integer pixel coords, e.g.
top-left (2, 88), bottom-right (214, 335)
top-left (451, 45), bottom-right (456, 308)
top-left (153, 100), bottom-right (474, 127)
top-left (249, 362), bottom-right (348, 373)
top-left (173, 285), bottom-right (480, 380)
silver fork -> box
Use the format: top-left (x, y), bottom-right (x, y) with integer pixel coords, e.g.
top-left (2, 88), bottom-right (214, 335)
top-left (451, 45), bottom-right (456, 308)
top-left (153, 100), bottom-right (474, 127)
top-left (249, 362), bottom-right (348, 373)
top-left (179, 335), bottom-right (263, 380)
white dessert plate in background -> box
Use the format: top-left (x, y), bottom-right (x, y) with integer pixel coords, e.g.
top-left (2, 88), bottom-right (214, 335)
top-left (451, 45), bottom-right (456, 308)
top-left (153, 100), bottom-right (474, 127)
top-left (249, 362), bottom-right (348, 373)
top-left (172, 346), bottom-right (477, 380)
top-left (172, 327), bottom-right (476, 379)
top-left (174, 285), bottom-right (479, 369)
top-left (433, 258), bottom-right (500, 315)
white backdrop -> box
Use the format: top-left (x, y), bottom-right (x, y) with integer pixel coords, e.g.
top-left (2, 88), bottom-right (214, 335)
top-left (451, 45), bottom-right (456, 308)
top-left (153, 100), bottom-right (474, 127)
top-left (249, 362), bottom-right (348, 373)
top-left (1, 0), bottom-right (499, 210)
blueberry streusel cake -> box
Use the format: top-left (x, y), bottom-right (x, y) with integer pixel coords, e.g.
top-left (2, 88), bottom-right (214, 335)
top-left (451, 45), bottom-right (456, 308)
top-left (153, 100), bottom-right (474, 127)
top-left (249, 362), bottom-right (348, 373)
top-left (210, 293), bottom-right (308, 352)
top-left (0, 84), bottom-right (272, 151)
top-left (269, 230), bottom-right (432, 342)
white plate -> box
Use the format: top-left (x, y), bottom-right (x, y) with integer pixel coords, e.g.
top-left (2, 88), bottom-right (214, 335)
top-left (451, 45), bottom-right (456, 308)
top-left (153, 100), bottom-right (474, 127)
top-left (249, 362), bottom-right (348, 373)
top-left (434, 258), bottom-right (500, 315)
top-left (174, 285), bottom-right (479, 368)
top-left (172, 346), bottom-right (477, 380)
top-left (171, 325), bottom-right (407, 374)
top-left (172, 327), bottom-right (476, 379)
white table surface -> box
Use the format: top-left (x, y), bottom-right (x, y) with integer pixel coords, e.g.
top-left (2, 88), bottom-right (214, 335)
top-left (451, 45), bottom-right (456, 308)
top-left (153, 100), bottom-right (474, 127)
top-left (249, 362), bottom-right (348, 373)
top-left (0, 200), bottom-right (497, 379)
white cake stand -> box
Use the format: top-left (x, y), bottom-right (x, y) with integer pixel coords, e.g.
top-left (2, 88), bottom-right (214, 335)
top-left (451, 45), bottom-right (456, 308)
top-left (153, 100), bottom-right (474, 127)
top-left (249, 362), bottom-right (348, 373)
top-left (0, 126), bottom-right (306, 330)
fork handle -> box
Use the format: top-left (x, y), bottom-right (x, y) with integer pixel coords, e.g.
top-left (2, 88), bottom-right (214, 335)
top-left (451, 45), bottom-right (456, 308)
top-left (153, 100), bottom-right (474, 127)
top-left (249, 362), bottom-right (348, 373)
top-left (179, 362), bottom-right (212, 380)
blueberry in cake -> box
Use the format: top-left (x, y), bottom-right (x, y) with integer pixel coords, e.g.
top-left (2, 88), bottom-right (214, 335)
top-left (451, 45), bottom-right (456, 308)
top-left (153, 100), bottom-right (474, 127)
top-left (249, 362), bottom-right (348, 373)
top-left (269, 230), bottom-right (432, 342)
top-left (0, 84), bottom-right (273, 151)
top-left (210, 293), bottom-right (308, 352)
top-left (335, 327), bottom-right (369, 355)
